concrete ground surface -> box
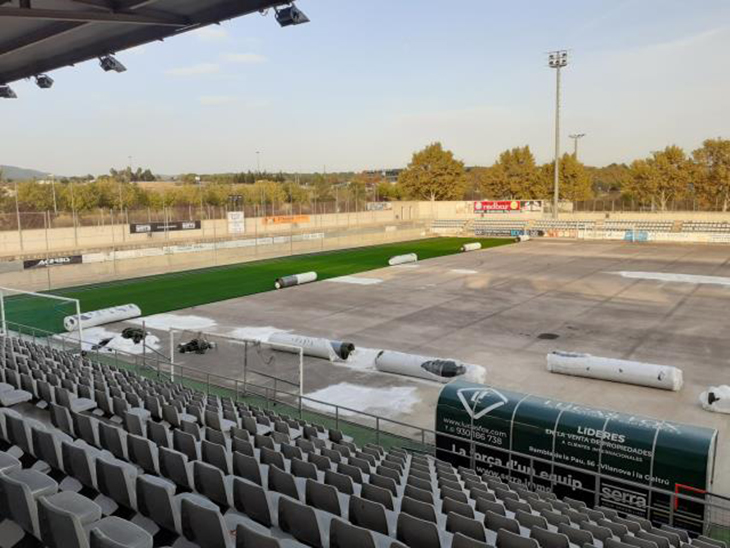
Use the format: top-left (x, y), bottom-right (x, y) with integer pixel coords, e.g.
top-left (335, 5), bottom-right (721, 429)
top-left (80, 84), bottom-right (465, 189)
top-left (104, 239), bottom-right (730, 495)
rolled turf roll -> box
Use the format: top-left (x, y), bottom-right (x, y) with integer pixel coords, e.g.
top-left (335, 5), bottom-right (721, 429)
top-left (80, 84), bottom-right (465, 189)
top-left (375, 350), bottom-right (467, 383)
top-left (388, 253), bottom-right (418, 266)
top-left (274, 271), bottom-right (317, 289)
top-left (63, 304), bottom-right (142, 332)
top-left (268, 332), bottom-right (354, 361)
top-left (515, 234), bottom-right (531, 242)
top-left (547, 350), bottom-right (683, 391)
top-left (700, 385), bottom-right (730, 414)
top-left (460, 242), bottom-right (482, 252)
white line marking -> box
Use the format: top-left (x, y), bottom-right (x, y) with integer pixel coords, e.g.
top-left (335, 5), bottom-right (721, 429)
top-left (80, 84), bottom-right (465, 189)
top-left (612, 271), bottom-right (730, 287)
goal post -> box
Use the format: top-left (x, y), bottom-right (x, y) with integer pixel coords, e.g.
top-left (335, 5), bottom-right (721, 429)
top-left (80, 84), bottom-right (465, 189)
top-left (0, 286), bottom-right (82, 344)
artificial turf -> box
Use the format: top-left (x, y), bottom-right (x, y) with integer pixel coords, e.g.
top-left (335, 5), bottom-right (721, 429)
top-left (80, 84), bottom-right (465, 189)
top-left (6, 237), bottom-right (511, 333)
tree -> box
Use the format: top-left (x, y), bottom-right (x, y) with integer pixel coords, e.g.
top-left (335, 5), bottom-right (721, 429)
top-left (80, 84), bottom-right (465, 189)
top-left (398, 142), bottom-right (467, 201)
top-left (476, 146), bottom-right (545, 199)
top-left (624, 145), bottom-right (692, 211)
top-left (557, 153), bottom-right (593, 202)
top-left (693, 138), bottom-right (730, 211)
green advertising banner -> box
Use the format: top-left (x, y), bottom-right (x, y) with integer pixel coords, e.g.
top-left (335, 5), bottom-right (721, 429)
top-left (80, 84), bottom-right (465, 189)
top-left (435, 380), bottom-right (717, 532)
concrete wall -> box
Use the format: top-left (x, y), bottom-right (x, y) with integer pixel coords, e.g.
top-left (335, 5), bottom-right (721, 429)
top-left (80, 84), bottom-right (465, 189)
top-left (0, 221), bottom-right (430, 292)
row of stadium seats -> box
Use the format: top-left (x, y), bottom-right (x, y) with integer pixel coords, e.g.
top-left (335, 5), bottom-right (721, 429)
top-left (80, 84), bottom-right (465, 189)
top-left (0, 334), bottom-right (727, 548)
top-left (602, 221), bottom-right (674, 232)
top-left (682, 222), bottom-right (730, 233)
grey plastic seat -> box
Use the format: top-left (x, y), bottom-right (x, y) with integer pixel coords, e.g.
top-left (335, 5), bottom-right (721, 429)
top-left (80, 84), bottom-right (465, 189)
top-left (0, 468), bottom-right (58, 537)
top-left (36, 491), bottom-right (103, 548)
top-left (637, 530), bottom-right (671, 548)
top-left (605, 540), bottom-right (638, 548)
top-left (278, 496), bottom-right (324, 548)
top-left (396, 512), bottom-right (441, 548)
top-left (193, 460), bottom-right (232, 508)
top-left (233, 451), bottom-right (263, 485)
top-left (135, 474), bottom-right (180, 534)
top-left (127, 434), bottom-right (159, 474)
top-left (625, 535), bottom-right (661, 548)
top-left (530, 526), bottom-right (570, 548)
top-left (31, 425), bottom-right (69, 471)
top-left (497, 528), bottom-right (540, 548)
top-left (61, 440), bottom-right (99, 489)
top-left (402, 495), bottom-right (437, 523)
top-left (441, 485), bottom-right (469, 504)
top-left (306, 478), bottom-right (342, 516)
top-left (505, 497), bottom-right (533, 514)
top-left (599, 519), bottom-right (630, 540)
top-left (478, 498), bottom-right (507, 516)
top-left (73, 412), bottom-right (100, 447)
top-left (98, 422), bottom-right (126, 460)
top-left (89, 518), bottom-right (153, 548)
top-left (146, 420), bottom-right (170, 448)
top-left (95, 457), bottom-right (138, 510)
top-left (236, 522), bottom-right (284, 548)
top-left (282, 442), bottom-right (303, 461)
top-left (202, 439), bottom-right (231, 474)
top-left (159, 446), bottom-right (193, 489)
top-left (580, 521), bottom-right (614, 542)
top-left (350, 495), bottom-right (390, 535)
top-left (0, 382), bottom-right (32, 406)
top-left (452, 532), bottom-right (491, 548)
top-left (269, 463), bottom-right (300, 500)
top-left (540, 509), bottom-right (570, 527)
top-left (516, 509), bottom-right (548, 530)
top-left (325, 469), bottom-right (355, 495)
top-left (180, 493), bottom-right (234, 548)
top-left (162, 403), bottom-right (196, 429)
top-left (172, 429), bottom-right (199, 461)
top-left (330, 517), bottom-right (377, 548)
top-left (559, 523), bottom-right (595, 546)
top-left (485, 510), bottom-right (520, 534)
top-left (54, 386), bottom-right (96, 413)
top-left (362, 482), bottom-right (394, 511)
top-left (291, 457), bottom-right (318, 480)
top-left (6, 411), bottom-right (35, 453)
top-left (695, 537), bottom-right (728, 548)
top-left (233, 437), bottom-right (255, 457)
top-left (232, 477), bottom-right (273, 527)
top-left (0, 449), bottom-right (22, 474)
top-left (446, 512), bottom-right (487, 542)
top-left (404, 482), bottom-right (433, 503)
top-left (50, 403), bottom-right (75, 437)
top-left (443, 496), bottom-right (475, 519)
top-left (371, 473), bottom-right (399, 497)
top-left (651, 530), bottom-right (682, 548)
top-left (262, 446), bottom-right (287, 470)
top-left (661, 525), bottom-right (690, 544)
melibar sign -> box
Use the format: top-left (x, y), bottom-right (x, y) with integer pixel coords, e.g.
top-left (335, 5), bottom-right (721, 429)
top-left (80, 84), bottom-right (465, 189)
top-left (474, 200), bottom-right (521, 213)
top-left (436, 380), bottom-right (717, 532)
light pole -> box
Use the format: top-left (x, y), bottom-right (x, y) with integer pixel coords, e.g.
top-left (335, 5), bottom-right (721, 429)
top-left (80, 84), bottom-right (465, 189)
top-left (569, 133), bottom-right (586, 160)
top-left (256, 151), bottom-right (261, 174)
top-left (50, 174), bottom-right (58, 214)
top-left (548, 50), bottom-right (568, 219)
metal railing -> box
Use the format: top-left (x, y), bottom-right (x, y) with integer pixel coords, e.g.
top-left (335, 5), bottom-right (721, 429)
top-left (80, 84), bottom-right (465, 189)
top-left (4, 321), bottom-right (729, 540)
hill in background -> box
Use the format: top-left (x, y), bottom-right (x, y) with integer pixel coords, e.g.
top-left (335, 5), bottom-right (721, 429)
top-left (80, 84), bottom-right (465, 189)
top-left (0, 165), bottom-right (50, 181)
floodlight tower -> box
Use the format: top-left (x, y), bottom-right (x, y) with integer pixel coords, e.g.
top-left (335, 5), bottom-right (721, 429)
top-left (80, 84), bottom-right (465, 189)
top-left (548, 50), bottom-right (568, 219)
top-left (569, 133), bottom-right (586, 160)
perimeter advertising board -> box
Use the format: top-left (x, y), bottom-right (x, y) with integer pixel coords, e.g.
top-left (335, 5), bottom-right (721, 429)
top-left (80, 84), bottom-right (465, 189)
top-left (474, 200), bottom-right (521, 214)
top-left (436, 380), bottom-right (717, 532)
top-left (130, 221), bottom-right (201, 234)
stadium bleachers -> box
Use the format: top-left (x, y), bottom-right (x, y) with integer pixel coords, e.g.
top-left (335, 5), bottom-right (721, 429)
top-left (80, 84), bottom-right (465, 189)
top-left (681, 221), bottom-right (730, 233)
top-left (431, 220), bottom-right (468, 233)
top-left (530, 220), bottom-right (596, 232)
top-left (602, 220), bottom-right (674, 233)
top-left (0, 333), bottom-right (726, 548)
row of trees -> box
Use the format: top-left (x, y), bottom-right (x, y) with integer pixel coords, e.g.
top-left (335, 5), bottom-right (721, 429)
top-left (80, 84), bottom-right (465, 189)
top-left (396, 138), bottom-right (730, 211)
top-left (2, 138), bottom-right (728, 213)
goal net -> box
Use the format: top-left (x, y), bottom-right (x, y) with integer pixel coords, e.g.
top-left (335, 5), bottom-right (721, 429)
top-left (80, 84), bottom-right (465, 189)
top-left (0, 286), bottom-right (82, 344)
top-left (167, 328), bottom-right (304, 407)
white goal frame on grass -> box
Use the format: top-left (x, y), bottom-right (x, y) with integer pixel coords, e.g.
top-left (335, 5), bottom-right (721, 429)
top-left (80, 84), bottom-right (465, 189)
top-left (167, 328), bottom-right (305, 400)
top-left (0, 286), bottom-right (83, 343)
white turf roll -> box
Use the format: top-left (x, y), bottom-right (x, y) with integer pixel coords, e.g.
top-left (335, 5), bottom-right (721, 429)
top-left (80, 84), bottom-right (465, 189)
top-left (388, 253), bottom-right (418, 266)
top-left (375, 350), bottom-right (467, 383)
top-left (460, 242), bottom-right (482, 252)
top-left (547, 351), bottom-right (683, 391)
top-left (63, 304), bottom-right (142, 332)
top-left (268, 332), bottom-right (338, 361)
top-left (274, 271), bottom-right (317, 289)
top-left (516, 234), bottom-right (531, 242)
top-left (699, 385), bottom-right (730, 414)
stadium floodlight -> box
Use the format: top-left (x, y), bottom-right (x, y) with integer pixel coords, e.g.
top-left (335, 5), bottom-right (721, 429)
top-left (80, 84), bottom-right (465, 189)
top-left (547, 49), bottom-right (569, 219)
top-left (99, 55), bottom-right (127, 73)
top-left (34, 74), bottom-right (54, 89)
top-left (0, 85), bottom-right (17, 99)
top-left (275, 4), bottom-right (309, 27)
top-left (569, 133), bottom-right (586, 159)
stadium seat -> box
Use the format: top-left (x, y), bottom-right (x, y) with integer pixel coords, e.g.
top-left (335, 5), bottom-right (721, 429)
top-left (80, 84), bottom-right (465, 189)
top-left (396, 511), bottom-right (442, 548)
top-left (278, 496), bottom-right (325, 548)
top-left (0, 468), bottom-right (58, 537)
top-left (529, 525), bottom-right (570, 548)
top-left (497, 528), bottom-right (540, 548)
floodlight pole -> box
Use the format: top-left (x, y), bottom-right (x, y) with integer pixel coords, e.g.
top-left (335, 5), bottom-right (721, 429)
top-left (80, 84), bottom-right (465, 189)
top-left (548, 50), bottom-right (568, 219)
top-left (569, 133), bottom-right (586, 160)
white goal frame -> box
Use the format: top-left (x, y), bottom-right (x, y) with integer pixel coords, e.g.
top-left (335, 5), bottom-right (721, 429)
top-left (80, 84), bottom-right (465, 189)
top-left (0, 286), bottom-right (83, 343)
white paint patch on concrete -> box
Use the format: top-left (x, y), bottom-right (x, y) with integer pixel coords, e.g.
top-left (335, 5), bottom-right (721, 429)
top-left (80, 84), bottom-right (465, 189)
top-left (326, 276), bottom-right (383, 286)
top-left (129, 313), bottom-right (218, 331)
top-left (612, 271), bottom-right (730, 287)
top-left (304, 383), bottom-right (419, 418)
top-left (451, 269), bottom-right (478, 275)
top-left (227, 326), bottom-right (289, 343)
top-left (57, 326), bottom-right (161, 355)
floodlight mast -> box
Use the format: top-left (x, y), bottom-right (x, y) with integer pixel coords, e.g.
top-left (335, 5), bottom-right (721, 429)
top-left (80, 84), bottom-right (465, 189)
top-left (569, 133), bottom-right (586, 160)
top-left (548, 50), bottom-right (568, 219)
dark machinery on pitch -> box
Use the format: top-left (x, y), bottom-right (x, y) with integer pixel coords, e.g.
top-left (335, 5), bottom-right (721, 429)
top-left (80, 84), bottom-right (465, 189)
top-left (178, 333), bottom-right (217, 354)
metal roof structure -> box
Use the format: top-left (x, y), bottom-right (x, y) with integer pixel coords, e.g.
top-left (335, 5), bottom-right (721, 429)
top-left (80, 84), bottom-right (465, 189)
top-left (0, 0), bottom-right (296, 86)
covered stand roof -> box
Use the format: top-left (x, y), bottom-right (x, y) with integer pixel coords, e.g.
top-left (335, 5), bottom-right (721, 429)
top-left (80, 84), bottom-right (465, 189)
top-left (0, 0), bottom-right (289, 85)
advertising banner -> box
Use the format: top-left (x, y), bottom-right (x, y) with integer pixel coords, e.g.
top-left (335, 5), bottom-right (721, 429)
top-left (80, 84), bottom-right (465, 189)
top-left (227, 211), bottom-right (245, 234)
top-left (23, 255), bottom-right (83, 269)
top-left (436, 380), bottom-right (716, 532)
top-left (129, 220), bottom-right (201, 234)
top-left (474, 200), bottom-right (521, 214)
top-left (367, 202), bottom-right (393, 211)
top-left (263, 215), bottom-right (310, 225)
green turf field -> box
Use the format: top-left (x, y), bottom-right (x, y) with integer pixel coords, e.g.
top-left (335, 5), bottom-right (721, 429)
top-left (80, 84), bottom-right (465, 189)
top-left (4, 237), bottom-right (511, 333)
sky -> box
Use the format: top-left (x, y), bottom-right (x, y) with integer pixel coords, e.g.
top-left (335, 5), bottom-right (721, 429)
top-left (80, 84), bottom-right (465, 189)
top-left (2, 0), bottom-right (730, 176)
